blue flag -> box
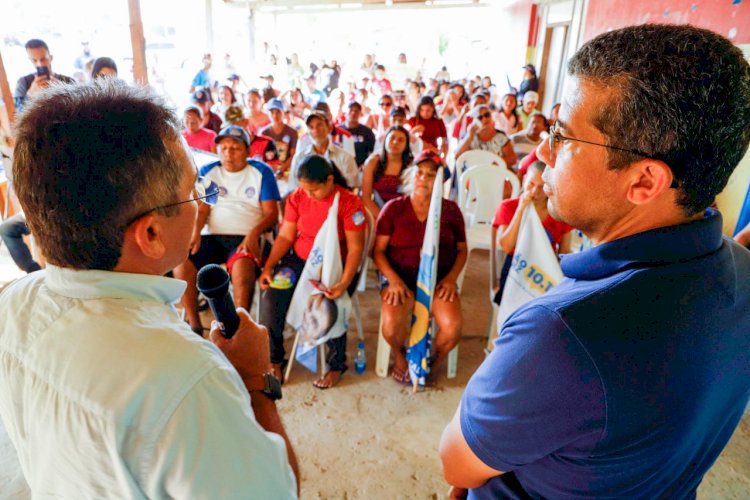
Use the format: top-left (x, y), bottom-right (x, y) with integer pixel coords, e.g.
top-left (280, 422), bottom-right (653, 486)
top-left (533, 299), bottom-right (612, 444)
top-left (406, 168), bottom-right (443, 390)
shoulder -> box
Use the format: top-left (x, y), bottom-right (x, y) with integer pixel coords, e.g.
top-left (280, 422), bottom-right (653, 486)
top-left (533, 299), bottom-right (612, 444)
top-left (199, 161), bottom-right (221, 177)
top-left (502, 197), bottom-right (520, 210)
top-left (381, 195), bottom-right (408, 213)
top-left (55, 74), bottom-right (76, 84)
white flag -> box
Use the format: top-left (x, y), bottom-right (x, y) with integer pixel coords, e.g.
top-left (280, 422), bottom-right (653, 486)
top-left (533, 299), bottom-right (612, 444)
top-left (287, 192), bottom-right (351, 372)
top-left (490, 204), bottom-right (564, 350)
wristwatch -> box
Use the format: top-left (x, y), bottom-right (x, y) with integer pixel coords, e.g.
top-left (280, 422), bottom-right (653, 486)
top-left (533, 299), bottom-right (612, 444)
top-left (245, 372), bottom-right (283, 401)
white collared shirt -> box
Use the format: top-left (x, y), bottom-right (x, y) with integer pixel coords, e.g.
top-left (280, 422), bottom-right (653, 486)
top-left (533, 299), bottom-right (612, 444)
top-left (287, 140), bottom-right (359, 193)
top-left (0, 266), bottom-right (296, 499)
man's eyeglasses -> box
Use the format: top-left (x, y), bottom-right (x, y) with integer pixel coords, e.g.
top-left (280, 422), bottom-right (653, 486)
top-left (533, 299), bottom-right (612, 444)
top-left (548, 123), bottom-right (678, 188)
top-left (477, 112), bottom-right (492, 120)
top-left (380, 102), bottom-right (393, 108)
top-left (125, 176), bottom-right (220, 227)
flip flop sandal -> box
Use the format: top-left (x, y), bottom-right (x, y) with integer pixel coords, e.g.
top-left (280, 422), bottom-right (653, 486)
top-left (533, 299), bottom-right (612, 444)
top-left (391, 367), bottom-right (412, 385)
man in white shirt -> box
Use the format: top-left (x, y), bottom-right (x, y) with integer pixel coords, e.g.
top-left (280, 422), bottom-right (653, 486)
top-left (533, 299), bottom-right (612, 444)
top-left (174, 125), bottom-right (281, 335)
top-left (288, 111), bottom-right (358, 192)
top-left (0, 79), bottom-right (298, 498)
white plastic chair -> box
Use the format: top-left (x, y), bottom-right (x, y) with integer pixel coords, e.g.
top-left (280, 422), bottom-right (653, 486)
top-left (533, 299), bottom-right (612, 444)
top-left (456, 163), bottom-right (520, 286)
top-left (455, 150), bottom-right (504, 175)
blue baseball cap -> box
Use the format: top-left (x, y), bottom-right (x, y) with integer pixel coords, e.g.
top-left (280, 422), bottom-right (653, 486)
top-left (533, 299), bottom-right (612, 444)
top-left (267, 98), bottom-right (285, 112)
top-left (214, 125), bottom-right (250, 147)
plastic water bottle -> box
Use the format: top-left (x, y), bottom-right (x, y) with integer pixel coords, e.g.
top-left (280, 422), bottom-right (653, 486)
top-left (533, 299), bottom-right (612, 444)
top-left (354, 341), bottom-right (366, 374)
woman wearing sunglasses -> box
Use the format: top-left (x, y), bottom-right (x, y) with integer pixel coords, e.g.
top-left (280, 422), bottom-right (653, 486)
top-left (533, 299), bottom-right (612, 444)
top-left (455, 104), bottom-right (518, 168)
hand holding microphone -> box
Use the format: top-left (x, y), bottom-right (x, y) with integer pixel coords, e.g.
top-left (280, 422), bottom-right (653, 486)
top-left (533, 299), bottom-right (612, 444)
top-left (197, 264), bottom-right (272, 380)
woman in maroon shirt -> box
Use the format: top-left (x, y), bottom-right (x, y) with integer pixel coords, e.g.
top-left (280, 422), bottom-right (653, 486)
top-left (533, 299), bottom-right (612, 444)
top-left (406, 96), bottom-right (448, 158)
top-left (373, 152), bottom-right (467, 385)
top-left (361, 125), bottom-right (413, 218)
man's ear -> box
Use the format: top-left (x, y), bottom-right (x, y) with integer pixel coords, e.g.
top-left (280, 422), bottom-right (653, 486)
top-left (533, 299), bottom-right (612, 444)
top-left (129, 215), bottom-right (167, 260)
top-left (626, 159), bottom-right (675, 206)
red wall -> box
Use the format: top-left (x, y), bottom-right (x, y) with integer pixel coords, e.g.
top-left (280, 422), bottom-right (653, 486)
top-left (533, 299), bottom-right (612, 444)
top-left (583, 0), bottom-right (750, 44)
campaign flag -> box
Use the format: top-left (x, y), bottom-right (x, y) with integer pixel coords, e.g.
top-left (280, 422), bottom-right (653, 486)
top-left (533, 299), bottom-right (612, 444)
top-left (489, 204), bottom-right (564, 351)
top-left (288, 192), bottom-right (351, 373)
top-left (406, 168), bottom-right (444, 390)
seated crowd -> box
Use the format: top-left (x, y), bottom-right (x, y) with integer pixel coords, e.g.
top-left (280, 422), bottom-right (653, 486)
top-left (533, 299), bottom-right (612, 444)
top-left (3, 42), bottom-right (572, 391)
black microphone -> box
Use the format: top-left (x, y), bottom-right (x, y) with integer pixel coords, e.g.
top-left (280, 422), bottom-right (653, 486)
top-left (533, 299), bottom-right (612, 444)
top-left (196, 264), bottom-right (239, 339)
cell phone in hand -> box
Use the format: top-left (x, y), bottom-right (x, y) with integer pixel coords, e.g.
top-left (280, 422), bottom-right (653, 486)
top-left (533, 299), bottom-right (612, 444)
top-left (309, 280), bottom-right (331, 294)
top-left (36, 66), bottom-right (50, 78)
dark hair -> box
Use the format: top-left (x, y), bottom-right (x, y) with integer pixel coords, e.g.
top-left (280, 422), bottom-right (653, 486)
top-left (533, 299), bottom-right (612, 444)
top-left (415, 96), bottom-right (436, 120)
top-left (25, 39), bottom-right (49, 51)
top-left (248, 88), bottom-right (261, 100)
top-left (348, 101), bottom-right (362, 112)
top-left (314, 101), bottom-right (332, 115)
top-left (528, 160), bottom-right (546, 176)
top-left (91, 57), bottom-right (118, 79)
top-left (184, 105), bottom-right (203, 120)
top-left (12, 79), bottom-right (184, 270)
top-left (297, 155), bottom-right (350, 189)
top-left (376, 126), bottom-right (413, 182)
top-left (569, 24), bottom-right (750, 215)
top-left (529, 112), bottom-right (547, 126)
top-left (218, 84), bottom-right (236, 104)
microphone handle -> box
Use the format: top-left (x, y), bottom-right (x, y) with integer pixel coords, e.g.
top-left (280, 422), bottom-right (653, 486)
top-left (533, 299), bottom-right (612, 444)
top-left (207, 293), bottom-right (240, 339)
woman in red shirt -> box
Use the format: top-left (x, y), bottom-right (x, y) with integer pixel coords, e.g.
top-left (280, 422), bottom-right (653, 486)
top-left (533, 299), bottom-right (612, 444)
top-left (407, 96), bottom-right (448, 158)
top-left (373, 152), bottom-right (467, 385)
top-left (259, 155), bottom-right (366, 389)
top-left (491, 161), bottom-right (572, 303)
top-left (360, 125), bottom-right (413, 218)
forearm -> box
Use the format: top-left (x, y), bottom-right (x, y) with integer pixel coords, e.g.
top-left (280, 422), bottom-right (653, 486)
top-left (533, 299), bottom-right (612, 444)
top-left (249, 211), bottom-right (279, 240)
top-left (248, 392), bottom-right (300, 493)
top-left (499, 209), bottom-right (525, 254)
top-left (373, 250), bottom-right (401, 283)
top-left (445, 246), bottom-right (468, 282)
top-left (263, 236), bottom-right (294, 271)
top-left (339, 248), bottom-right (362, 288)
top-left (455, 134), bottom-right (473, 159)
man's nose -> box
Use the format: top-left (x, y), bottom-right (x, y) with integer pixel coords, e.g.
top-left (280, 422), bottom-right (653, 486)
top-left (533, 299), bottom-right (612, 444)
top-left (536, 139), bottom-right (553, 168)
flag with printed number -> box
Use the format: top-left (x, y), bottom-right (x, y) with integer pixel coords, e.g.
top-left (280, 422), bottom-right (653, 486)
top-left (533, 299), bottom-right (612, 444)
top-left (490, 204), bottom-right (564, 350)
top-left (406, 168), bottom-right (444, 390)
top-left (288, 192), bottom-right (351, 373)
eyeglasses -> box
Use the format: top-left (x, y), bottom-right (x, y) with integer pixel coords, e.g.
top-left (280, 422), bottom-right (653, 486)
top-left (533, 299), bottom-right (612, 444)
top-left (380, 102), bottom-right (393, 108)
top-left (478, 112), bottom-right (492, 120)
top-left (125, 176), bottom-right (220, 227)
top-left (548, 122), bottom-right (678, 188)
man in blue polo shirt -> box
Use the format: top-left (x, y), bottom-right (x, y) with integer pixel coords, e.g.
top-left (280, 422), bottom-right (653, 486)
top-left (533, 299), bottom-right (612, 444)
top-left (440, 24), bottom-right (750, 499)
top-left (173, 125), bottom-right (280, 335)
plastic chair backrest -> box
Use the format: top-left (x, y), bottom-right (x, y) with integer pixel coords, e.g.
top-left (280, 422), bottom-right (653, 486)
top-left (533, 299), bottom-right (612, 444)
top-left (455, 150), bottom-right (503, 175)
top-left (458, 163), bottom-right (520, 227)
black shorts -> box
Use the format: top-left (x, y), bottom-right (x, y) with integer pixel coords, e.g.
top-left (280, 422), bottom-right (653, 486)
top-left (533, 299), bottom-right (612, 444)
top-left (188, 235), bottom-right (245, 270)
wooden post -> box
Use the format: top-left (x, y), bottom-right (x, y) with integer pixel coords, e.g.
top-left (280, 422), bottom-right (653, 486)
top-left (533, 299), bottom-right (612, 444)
top-left (0, 48), bottom-right (15, 126)
top-left (128, 0), bottom-right (149, 85)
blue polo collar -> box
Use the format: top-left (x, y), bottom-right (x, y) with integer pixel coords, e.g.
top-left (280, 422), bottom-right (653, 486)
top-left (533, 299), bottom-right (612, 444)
top-left (561, 208), bottom-right (724, 280)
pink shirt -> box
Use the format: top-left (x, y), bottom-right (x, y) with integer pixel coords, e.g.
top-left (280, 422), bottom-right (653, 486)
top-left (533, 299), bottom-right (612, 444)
top-left (182, 128), bottom-right (217, 153)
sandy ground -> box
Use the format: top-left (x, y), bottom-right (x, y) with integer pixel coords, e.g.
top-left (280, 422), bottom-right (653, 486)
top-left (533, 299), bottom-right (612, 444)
top-left (0, 246), bottom-right (747, 499)
top-left (269, 251), bottom-right (750, 499)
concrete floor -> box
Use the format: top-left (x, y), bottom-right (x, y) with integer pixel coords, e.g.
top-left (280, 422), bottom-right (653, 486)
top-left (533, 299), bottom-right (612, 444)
top-left (0, 243), bottom-right (748, 498)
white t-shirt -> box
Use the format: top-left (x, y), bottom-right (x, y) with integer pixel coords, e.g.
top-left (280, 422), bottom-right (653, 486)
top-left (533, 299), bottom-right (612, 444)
top-left (199, 160), bottom-right (281, 235)
top-left (0, 266), bottom-right (296, 498)
top-left (287, 141), bottom-right (359, 192)
top-left (510, 132), bottom-right (543, 161)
